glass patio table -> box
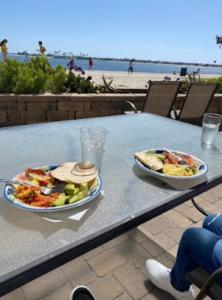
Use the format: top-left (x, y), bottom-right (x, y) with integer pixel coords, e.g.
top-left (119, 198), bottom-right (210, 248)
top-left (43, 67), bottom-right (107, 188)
top-left (0, 113), bottom-right (222, 296)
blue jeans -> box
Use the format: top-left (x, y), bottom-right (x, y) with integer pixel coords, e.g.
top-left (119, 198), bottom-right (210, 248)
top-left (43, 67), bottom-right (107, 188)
top-left (170, 214), bottom-right (222, 291)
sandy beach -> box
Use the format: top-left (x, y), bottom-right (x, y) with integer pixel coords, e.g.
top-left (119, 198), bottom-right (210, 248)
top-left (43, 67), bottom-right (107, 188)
top-left (84, 71), bottom-right (220, 89)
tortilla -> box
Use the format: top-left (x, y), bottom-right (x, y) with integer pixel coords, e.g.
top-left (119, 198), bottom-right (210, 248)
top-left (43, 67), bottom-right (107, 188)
top-left (135, 152), bottom-right (163, 171)
top-left (51, 162), bottom-right (98, 184)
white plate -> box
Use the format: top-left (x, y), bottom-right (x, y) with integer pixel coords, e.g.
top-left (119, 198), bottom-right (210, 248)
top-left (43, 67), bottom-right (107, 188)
top-left (4, 165), bottom-right (102, 212)
top-left (134, 149), bottom-right (208, 189)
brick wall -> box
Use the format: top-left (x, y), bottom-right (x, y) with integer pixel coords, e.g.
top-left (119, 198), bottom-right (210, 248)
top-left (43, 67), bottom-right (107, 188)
top-left (0, 94), bottom-right (145, 126)
top-left (0, 93), bottom-right (222, 127)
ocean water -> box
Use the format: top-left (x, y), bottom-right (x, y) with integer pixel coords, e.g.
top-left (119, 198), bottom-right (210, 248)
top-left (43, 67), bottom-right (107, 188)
top-left (1, 54), bottom-right (222, 75)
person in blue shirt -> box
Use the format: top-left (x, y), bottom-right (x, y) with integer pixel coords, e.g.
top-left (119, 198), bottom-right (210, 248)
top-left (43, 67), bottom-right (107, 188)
top-left (128, 59), bottom-right (134, 74)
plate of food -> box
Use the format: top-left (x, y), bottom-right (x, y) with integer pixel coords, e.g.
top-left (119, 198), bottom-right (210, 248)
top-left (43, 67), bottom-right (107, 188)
top-left (134, 149), bottom-right (208, 188)
top-left (4, 162), bottom-right (102, 212)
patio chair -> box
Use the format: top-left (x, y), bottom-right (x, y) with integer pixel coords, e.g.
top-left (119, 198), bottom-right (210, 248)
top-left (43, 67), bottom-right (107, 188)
top-left (175, 83), bottom-right (218, 124)
top-left (187, 267), bottom-right (222, 300)
top-left (126, 81), bottom-right (181, 117)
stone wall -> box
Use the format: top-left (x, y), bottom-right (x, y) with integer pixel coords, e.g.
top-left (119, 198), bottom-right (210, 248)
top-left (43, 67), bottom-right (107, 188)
top-left (0, 93), bottom-right (222, 127)
top-left (0, 94), bottom-right (144, 126)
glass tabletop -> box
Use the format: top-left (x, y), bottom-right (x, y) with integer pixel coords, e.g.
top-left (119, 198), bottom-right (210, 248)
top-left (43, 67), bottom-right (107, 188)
top-left (0, 113), bottom-right (222, 287)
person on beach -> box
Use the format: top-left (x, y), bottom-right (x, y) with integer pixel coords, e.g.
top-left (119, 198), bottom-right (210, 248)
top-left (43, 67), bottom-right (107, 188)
top-left (23, 50), bottom-right (29, 63)
top-left (128, 59), bottom-right (134, 74)
top-left (0, 39), bottom-right (8, 62)
top-left (146, 214), bottom-right (222, 300)
top-left (88, 57), bottom-right (93, 70)
top-left (67, 57), bottom-right (85, 75)
top-left (67, 58), bottom-right (75, 71)
top-left (193, 68), bottom-right (200, 76)
top-left (38, 41), bottom-right (46, 55)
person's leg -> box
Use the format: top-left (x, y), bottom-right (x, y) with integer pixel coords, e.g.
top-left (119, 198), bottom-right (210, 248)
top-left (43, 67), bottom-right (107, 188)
top-left (170, 227), bottom-right (222, 291)
top-left (146, 259), bottom-right (195, 300)
top-left (70, 286), bottom-right (95, 300)
top-left (146, 227), bottom-right (222, 300)
top-left (203, 214), bottom-right (222, 235)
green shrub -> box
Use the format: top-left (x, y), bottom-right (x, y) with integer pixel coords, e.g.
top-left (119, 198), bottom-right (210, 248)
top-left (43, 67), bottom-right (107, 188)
top-left (14, 64), bottom-right (48, 94)
top-left (204, 76), bottom-right (222, 93)
top-left (28, 56), bottom-right (53, 75)
top-left (0, 59), bottom-right (19, 92)
top-left (65, 71), bottom-right (99, 93)
top-left (180, 74), bottom-right (204, 93)
top-left (47, 65), bottom-right (67, 93)
top-left (181, 74), bottom-right (222, 94)
top-left (0, 57), bottom-right (102, 94)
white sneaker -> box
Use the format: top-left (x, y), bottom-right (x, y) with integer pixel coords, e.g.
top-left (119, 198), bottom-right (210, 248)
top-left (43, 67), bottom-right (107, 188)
top-left (146, 259), bottom-right (195, 300)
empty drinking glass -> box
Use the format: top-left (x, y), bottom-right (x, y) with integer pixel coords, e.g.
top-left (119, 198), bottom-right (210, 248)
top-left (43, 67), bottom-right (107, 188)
top-left (201, 113), bottom-right (222, 146)
top-left (80, 126), bottom-right (108, 172)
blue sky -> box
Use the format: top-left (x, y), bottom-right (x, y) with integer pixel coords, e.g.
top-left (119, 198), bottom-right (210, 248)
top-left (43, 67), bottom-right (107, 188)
top-left (1, 0), bottom-right (222, 63)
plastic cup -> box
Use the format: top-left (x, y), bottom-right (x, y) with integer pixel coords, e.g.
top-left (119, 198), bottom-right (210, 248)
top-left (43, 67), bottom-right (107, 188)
top-left (80, 126), bottom-right (108, 173)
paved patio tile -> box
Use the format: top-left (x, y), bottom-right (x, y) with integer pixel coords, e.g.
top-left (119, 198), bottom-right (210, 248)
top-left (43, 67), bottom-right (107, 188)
top-left (129, 227), bottom-right (148, 243)
top-left (180, 206), bottom-right (204, 223)
top-left (168, 245), bottom-right (178, 258)
top-left (141, 215), bottom-right (172, 235)
top-left (116, 238), bottom-right (151, 269)
top-left (198, 192), bottom-right (220, 204)
top-left (88, 274), bottom-right (123, 300)
top-left (164, 225), bottom-right (184, 244)
top-left (155, 252), bottom-right (175, 269)
top-left (22, 268), bottom-right (67, 300)
top-left (115, 292), bottom-right (133, 300)
top-left (174, 202), bottom-right (191, 212)
top-left (83, 246), bottom-right (104, 261)
top-left (210, 184), bottom-right (222, 199)
top-left (199, 199), bottom-right (219, 213)
top-left (140, 237), bottom-right (165, 257)
top-left (44, 282), bottom-right (73, 300)
top-left (103, 233), bottom-right (129, 250)
top-left (140, 264), bottom-right (149, 278)
top-left (163, 210), bottom-right (192, 228)
top-left (149, 232), bottom-right (176, 251)
top-left (213, 199), bottom-right (222, 211)
top-left (61, 257), bottom-right (97, 286)
top-left (141, 286), bottom-right (174, 300)
top-left (139, 225), bottom-right (176, 253)
top-left (88, 249), bottom-right (126, 276)
top-left (113, 262), bottom-right (149, 300)
top-left (0, 288), bottom-right (26, 300)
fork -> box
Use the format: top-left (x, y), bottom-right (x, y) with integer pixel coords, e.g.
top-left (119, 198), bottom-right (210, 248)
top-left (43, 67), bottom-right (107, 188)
top-left (0, 179), bottom-right (65, 195)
